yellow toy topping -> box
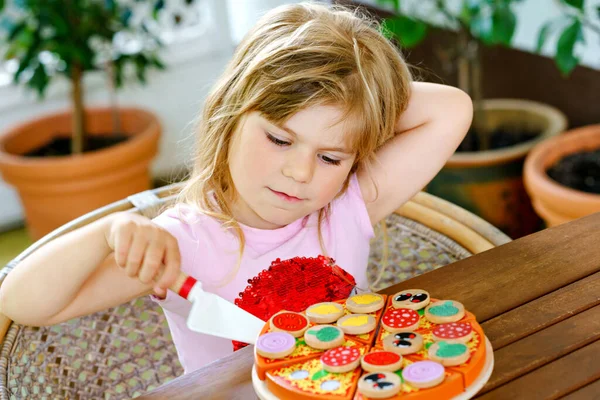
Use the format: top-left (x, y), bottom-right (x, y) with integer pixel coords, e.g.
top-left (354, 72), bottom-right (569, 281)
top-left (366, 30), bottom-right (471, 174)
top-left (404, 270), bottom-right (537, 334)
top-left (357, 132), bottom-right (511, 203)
top-left (309, 304), bottom-right (340, 315)
top-left (350, 294), bottom-right (380, 305)
top-left (340, 315), bottom-right (369, 327)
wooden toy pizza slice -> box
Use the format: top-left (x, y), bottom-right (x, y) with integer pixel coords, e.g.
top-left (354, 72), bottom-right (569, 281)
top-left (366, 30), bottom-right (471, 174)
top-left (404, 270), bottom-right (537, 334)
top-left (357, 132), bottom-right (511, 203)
top-left (266, 354), bottom-right (364, 400)
top-left (354, 357), bottom-right (465, 400)
top-left (256, 322), bottom-right (367, 380)
top-left (409, 318), bottom-right (488, 389)
top-left (254, 323), bottom-right (324, 380)
top-left (336, 296), bottom-right (387, 345)
top-left (445, 322), bottom-right (487, 388)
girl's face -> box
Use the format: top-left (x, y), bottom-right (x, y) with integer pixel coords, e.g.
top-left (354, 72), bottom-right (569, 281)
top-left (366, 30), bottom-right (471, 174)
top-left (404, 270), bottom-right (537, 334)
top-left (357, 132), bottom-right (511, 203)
top-left (228, 105), bottom-right (357, 229)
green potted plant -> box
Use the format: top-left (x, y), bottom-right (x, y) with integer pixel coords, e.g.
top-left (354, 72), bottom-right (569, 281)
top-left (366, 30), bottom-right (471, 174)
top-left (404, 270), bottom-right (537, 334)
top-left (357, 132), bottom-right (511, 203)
top-left (374, 0), bottom-right (568, 238)
top-left (524, 0), bottom-right (600, 226)
top-left (0, 0), bottom-right (171, 239)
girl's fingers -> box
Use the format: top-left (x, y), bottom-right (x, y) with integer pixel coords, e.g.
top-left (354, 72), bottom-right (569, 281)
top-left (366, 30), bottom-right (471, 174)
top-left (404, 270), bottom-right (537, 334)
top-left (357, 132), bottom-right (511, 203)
top-left (113, 226), bottom-right (133, 268)
top-left (153, 285), bottom-right (167, 298)
top-left (125, 234), bottom-right (148, 278)
top-left (157, 238), bottom-right (181, 290)
top-left (138, 243), bottom-right (164, 284)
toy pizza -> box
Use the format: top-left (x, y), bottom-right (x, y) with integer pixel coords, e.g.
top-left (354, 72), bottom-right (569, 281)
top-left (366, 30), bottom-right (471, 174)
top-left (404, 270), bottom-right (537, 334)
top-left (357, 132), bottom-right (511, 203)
top-left (253, 289), bottom-right (490, 399)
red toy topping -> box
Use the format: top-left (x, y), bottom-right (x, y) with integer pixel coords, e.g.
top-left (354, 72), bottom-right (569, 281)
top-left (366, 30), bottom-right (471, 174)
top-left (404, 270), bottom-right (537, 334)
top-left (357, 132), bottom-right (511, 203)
top-left (321, 346), bottom-right (361, 367)
top-left (272, 312), bottom-right (308, 331)
top-left (382, 308), bottom-right (420, 329)
top-left (363, 351), bottom-right (401, 366)
top-left (232, 255), bottom-right (356, 351)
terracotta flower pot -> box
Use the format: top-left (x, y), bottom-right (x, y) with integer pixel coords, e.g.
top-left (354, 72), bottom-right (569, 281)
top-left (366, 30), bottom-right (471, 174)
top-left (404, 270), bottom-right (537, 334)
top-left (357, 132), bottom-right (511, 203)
top-left (0, 107), bottom-right (161, 239)
top-left (524, 124), bottom-right (600, 227)
top-left (426, 99), bottom-right (567, 239)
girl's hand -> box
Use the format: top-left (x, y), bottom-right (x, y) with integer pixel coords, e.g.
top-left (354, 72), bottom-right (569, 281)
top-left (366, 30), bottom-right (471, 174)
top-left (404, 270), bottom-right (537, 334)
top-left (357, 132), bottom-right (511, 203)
top-left (104, 212), bottom-right (181, 298)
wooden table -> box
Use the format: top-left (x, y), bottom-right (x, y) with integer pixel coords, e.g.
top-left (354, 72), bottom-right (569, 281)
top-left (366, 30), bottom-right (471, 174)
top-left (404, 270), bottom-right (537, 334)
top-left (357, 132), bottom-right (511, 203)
top-left (139, 212), bottom-right (600, 400)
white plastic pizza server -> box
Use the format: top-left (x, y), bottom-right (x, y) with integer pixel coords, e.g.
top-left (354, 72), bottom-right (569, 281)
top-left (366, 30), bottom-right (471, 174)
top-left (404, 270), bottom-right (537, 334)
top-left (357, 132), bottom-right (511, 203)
top-left (168, 271), bottom-right (265, 344)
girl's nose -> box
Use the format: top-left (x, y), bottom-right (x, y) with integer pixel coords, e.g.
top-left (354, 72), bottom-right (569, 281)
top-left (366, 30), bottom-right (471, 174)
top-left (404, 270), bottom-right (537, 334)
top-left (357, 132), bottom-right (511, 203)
top-left (282, 151), bottom-right (314, 183)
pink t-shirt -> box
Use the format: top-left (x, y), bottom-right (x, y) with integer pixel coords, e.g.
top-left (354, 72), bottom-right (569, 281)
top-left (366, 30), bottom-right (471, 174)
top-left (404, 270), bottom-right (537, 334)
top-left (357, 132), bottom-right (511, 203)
top-left (150, 172), bottom-right (374, 373)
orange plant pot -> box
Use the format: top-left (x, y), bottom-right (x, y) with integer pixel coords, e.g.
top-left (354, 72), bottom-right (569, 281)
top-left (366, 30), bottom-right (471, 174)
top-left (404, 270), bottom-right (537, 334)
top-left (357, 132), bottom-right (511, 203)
top-left (0, 107), bottom-right (161, 239)
top-left (524, 124), bottom-right (600, 227)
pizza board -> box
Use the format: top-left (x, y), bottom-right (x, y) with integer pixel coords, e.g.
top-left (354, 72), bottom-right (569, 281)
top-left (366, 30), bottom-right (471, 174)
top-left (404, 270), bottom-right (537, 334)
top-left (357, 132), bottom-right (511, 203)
top-left (252, 336), bottom-right (493, 400)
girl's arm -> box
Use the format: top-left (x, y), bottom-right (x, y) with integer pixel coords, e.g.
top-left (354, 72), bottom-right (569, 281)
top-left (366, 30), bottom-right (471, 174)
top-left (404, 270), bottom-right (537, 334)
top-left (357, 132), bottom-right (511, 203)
top-left (0, 212), bottom-right (180, 326)
top-left (357, 82), bottom-right (473, 225)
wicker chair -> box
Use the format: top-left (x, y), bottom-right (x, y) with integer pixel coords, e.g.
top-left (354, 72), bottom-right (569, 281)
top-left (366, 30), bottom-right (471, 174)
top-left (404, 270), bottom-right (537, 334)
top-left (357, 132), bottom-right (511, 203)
top-left (0, 185), bottom-right (510, 399)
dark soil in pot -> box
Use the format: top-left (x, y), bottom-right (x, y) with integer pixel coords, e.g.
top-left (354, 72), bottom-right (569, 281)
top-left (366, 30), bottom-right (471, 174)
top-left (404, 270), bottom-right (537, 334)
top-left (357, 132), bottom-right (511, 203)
top-left (24, 134), bottom-right (129, 157)
top-left (457, 127), bottom-right (540, 152)
top-left (546, 147), bottom-right (600, 194)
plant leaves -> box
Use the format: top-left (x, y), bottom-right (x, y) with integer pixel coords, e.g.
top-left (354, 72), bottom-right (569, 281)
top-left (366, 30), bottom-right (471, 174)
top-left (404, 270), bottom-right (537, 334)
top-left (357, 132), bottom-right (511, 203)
top-left (471, 14), bottom-right (493, 45)
top-left (492, 7), bottom-right (516, 45)
top-left (375, 0), bottom-right (400, 11)
top-left (7, 21), bottom-right (27, 41)
top-left (383, 15), bottom-right (428, 48)
top-left (28, 63), bottom-right (49, 98)
top-left (562, 0), bottom-right (584, 9)
top-left (555, 19), bottom-right (582, 75)
top-left (537, 21), bottom-right (556, 53)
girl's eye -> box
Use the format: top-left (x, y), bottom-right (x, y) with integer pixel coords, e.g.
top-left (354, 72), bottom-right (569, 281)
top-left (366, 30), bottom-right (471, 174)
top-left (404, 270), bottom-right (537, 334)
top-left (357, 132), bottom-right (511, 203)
top-left (266, 133), bottom-right (290, 146)
top-left (267, 132), bottom-right (341, 166)
top-left (321, 155), bottom-right (341, 166)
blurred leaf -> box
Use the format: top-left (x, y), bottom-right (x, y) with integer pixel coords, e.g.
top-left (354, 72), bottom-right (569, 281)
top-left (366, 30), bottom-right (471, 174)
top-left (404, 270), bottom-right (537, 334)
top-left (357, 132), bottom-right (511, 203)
top-left (555, 19), bottom-right (582, 75)
top-left (0, 0), bottom-right (5, 11)
top-left (383, 15), bottom-right (428, 48)
top-left (536, 21), bottom-right (555, 53)
top-left (460, 0), bottom-right (479, 24)
top-left (597, 6), bottom-right (600, 19)
top-left (7, 21), bottom-right (27, 41)
top-left (135, 54), bottom-right (147, 84)
top-left (375, 0), bottom-right (400, 11)
top-left (153, 0), bottom-right (165, 20)
top-left (121, 8), bottom-right (132, 24)
top-left (471, 14), bottom-right (493, 45)
top-left (465, 0), bottom-right (480, 12)
top-left (492, 7), bottom-right (516, 45)
top-left (562, 0), bottom-right (584, 9)
top-left (29, 63), bottom-right (49, 97)
top-left (150, 55), bottom-right (165, 70)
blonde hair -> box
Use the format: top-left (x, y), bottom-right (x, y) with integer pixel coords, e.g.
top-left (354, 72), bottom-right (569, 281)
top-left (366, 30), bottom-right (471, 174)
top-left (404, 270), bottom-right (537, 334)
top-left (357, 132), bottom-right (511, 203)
top-left (176, 1), bottom-right (413, 287)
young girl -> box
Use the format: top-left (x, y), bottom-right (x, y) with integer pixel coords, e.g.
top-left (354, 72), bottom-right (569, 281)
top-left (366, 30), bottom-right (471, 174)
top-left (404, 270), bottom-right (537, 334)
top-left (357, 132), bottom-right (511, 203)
top-left (0, 2), bottom-right (472, 374)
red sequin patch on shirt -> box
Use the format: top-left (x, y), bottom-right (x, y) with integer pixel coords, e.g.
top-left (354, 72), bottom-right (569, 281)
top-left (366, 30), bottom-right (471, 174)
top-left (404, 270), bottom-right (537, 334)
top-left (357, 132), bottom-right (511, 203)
top-left (232, 255), bottom-right (356, 351)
